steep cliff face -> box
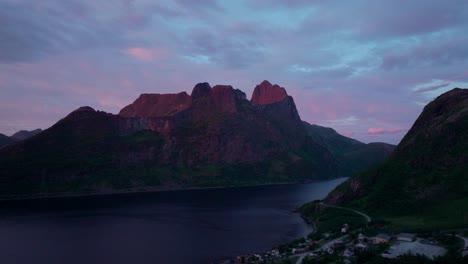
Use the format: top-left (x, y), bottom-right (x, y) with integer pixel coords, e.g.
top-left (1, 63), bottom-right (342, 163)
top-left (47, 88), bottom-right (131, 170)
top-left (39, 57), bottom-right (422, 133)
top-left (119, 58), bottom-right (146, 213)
top-left (0, 81), bottom-right (394, 198)
top-left (324, 88), bottom-right (468, 227)
top-left (251, 80), bottom-right (288, 105)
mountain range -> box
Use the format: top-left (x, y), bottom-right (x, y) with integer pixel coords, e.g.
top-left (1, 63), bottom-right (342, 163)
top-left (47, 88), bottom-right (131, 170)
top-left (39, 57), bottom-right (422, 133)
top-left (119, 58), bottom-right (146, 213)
top-left (325, 88), bottom-right (468, 229)
top-left (0, 81), bottom-right (394, 199)
top-left (0, 129), bottom-right (42, 149)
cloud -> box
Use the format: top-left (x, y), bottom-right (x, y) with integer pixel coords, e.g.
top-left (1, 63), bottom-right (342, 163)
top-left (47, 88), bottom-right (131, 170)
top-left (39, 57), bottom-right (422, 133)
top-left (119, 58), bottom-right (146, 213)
top-left (126, 47), bottom-right (168, 62)
top-left (413, 83), bottom-right (450, 94)
top-left (181, 28), bottom-right (266, 69)
top-left (0, 0), bottom-right (467, 145)
top-left (368, 128), bottom-right (405, 134)
top-left (0, 1), bottom-right (125, 63)
top-left (367, 128), bottom-right (385, 134)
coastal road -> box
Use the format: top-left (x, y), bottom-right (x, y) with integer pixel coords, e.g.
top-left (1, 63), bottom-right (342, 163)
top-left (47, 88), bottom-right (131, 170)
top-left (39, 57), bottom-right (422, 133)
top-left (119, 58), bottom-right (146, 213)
top-left (294, 203), bottom-right (369, 264)
top-left (456, 235), bottom-right (468, 257)
top-left (294, 235), bottom-right (349, 264)
top-left (320, 202), bottom-right (371, 223)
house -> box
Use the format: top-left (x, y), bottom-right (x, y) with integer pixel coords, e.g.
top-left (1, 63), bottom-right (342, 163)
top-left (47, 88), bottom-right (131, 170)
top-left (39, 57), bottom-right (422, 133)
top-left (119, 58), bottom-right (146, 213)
top-left (375, 233), bottom-right (391, 244)
top-left (355, 243), bottom-right (367, 249)
top-left (397, 233), bottom-right (416, 242)
top-left (342, 248), bottom-right (354, 257)
top-left (333, 240), bottom-right (345, 250)
top-left (341, 223), bottom-right (349, 233)
top-left (358, 233), bottom-right (366, 241)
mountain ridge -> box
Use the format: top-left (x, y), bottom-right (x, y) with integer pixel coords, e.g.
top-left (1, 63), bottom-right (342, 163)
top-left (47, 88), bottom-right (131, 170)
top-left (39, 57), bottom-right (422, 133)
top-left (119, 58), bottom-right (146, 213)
top-left (0, 129), bottom-right (42, 149)
top-left (0, 81), bottom-right (394, 199)
top-left (324, 88), bottom-right (468, 228)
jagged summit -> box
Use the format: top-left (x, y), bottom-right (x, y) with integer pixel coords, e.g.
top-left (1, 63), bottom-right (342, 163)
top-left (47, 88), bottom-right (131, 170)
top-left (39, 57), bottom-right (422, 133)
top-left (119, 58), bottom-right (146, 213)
top-left (251, 80), bottom-right (288, 105)
top-left (191, 82), bottom-right (212, 99)
top-left (118, 81), bottom-right (292, 118)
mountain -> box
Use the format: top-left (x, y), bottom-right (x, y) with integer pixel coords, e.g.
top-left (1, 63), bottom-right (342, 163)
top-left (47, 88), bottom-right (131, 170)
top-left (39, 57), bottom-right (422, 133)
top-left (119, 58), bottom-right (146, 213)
top-left (325, 88), bottom-right (468, 229)
top-left (0, 81), bottom-right (393, 199)
top-left (303, 123), bottom-right (395, 177)
top-left (0, 134), bottom-right (14, 148)
top-left (0, 129), bottom-right (42, 148)
top-left (10, 129), bottom-right (43, 141)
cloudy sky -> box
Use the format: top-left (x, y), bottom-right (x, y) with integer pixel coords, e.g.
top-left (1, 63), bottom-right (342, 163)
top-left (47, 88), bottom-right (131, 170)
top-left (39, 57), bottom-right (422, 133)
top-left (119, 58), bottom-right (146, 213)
top-left (1, 0), bottom-right (467, 144)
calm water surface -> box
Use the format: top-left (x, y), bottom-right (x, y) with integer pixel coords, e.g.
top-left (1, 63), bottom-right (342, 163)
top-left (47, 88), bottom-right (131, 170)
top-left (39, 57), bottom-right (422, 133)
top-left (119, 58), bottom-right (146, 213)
top-left (0, 178), bottom-right (346, 264)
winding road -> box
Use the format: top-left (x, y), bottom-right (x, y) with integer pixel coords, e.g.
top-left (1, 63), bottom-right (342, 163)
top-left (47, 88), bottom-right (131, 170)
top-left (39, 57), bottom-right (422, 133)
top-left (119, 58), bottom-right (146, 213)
top-left (319, 202), bottom-right (372, 222)
top-left (456, 235), bottom-right (468, 257)
top-left (294, 203), bottom-right (371, 264)
top-left (295, 235), bottom-right (349, 264)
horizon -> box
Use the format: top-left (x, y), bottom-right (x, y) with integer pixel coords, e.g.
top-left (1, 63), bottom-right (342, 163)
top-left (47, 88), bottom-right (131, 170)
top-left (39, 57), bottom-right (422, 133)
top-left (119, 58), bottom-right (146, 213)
top-left (1, 1), bottom-right (468, 144)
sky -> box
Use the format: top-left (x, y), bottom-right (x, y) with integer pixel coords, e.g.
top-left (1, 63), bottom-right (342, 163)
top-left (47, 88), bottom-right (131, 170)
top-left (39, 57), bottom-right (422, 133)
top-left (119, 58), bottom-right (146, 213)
top-left (1, 0), bottom-right (468, 144)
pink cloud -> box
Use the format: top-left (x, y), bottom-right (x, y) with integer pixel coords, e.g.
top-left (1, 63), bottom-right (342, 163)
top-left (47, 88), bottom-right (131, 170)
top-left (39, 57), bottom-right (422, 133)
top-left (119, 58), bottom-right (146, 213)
top-left (367, 104), bottom-right (378, 113)
top-left (342, 131), bottom-right (354, 138)
top-left (120, 79), bottom-right (135, 88)
top-left (126, 47), bottom-right (168, 62)
top-left (368, 128), bottom-right (385, 134)
top-left (368, 128), bottom-right (406, 134)
top-left (325, 111), bottom-right (337, 120)
top-left (310, 104), bottom-right (320, 113)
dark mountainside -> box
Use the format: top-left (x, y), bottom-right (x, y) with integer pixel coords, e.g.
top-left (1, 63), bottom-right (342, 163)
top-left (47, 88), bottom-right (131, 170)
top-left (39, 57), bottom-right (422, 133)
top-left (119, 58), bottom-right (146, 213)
top-left (0, 129), bottom-right (42, 149)
top-left (303, 123), bottom-right (395, 177)
top-left (325, 88), bottom-right (468, 228)
top-left (0, 81), bottom-right (394, 198)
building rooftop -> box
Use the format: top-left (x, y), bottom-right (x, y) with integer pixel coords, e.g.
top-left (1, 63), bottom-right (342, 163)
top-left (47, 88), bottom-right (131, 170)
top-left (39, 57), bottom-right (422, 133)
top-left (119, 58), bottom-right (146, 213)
top-left (398, 233), bottom-right (416, 238)
top-left (376, 233), bottom-right (391, 240)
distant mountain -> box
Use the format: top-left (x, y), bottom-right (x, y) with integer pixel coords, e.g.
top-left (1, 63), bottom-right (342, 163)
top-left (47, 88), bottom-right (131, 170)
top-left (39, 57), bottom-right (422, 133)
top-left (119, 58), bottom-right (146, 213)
top-left (325, 88), bottom-right (468, 229)
top-left (0, 134), bottom-right (14, 148)
top-left (0, 129), bottom-right (42, 148)
top-left (0, 81), bottom-right (393, 199)
top-left (303, 123), bottom-right (395, 177)
top-left (10, 129), bottom-right (43, 141)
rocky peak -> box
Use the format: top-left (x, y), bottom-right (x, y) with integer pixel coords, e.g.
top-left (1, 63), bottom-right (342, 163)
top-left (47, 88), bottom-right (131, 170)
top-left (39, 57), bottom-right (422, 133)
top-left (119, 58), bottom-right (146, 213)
top-left (251, 80), bottom-right (288, 105)
top-left (211, 85), bottom-right (246, 113)
top-left (119, 92), bottom-right (192, 118)
top-left (191, 82), bottom-right (212, 99)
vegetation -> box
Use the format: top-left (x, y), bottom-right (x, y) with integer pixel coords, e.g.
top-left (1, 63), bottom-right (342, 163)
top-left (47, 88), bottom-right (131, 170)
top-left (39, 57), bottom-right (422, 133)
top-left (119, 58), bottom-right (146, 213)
top-left (326, 88), bottom-right (468, 230)
top-left (300, 201), bottom-right (367, 241)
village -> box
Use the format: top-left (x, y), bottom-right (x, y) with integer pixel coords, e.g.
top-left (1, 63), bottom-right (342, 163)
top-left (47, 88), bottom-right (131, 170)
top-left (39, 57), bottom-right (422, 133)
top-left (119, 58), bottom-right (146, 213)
top-left (220, 204), bottom-right (468, 264)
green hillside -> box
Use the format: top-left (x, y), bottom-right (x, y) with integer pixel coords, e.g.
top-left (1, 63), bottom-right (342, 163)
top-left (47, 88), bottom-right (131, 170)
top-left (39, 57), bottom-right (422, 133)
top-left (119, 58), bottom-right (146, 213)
top-left (325, 88), bottom-right (468, 230)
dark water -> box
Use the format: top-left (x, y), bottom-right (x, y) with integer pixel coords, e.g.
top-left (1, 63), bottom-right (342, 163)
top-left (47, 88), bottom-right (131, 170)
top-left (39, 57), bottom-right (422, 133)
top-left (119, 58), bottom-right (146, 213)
top-left (0, 178), bottom-right (346, 264)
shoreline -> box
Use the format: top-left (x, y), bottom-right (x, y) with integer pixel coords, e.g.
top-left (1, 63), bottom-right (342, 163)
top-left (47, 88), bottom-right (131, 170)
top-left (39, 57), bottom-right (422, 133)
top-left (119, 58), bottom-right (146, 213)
top-left (0, 181), bottom-right (310, 202)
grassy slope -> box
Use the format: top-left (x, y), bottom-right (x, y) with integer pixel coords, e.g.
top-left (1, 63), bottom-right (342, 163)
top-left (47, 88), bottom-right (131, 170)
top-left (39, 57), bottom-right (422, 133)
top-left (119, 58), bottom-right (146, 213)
top-left (326, 88), bottom-right (468, 230)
